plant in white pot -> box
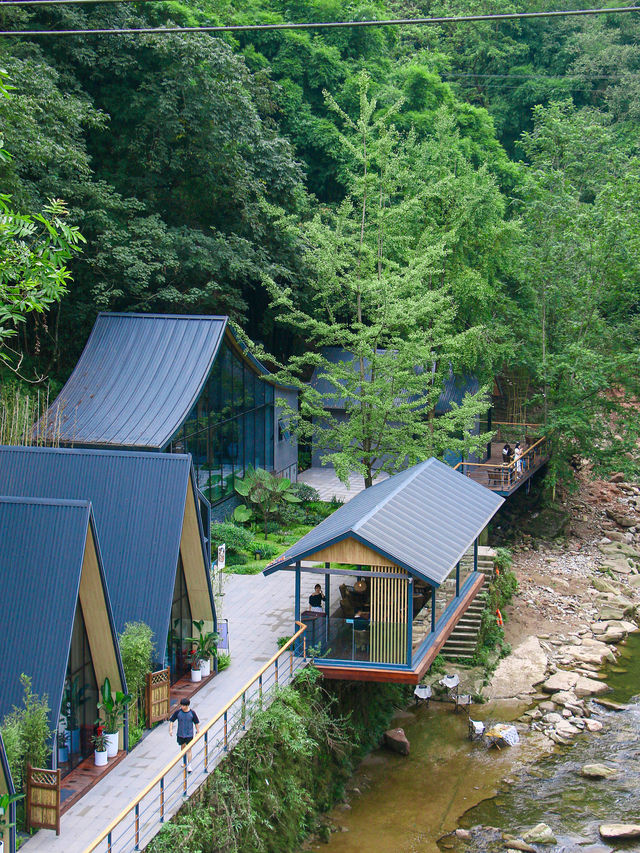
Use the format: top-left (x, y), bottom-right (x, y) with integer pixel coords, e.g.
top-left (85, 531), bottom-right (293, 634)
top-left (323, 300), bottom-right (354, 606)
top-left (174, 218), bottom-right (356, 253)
top-left (92, 729), bottom-right (108, 767)
top-left (186, 621), bottom-right (220, 679)
top-left (97, 677), bottom-right (132, 757)
top-left (56, 729), bottom-right (69, 765)
top-left (189, 648), bottom-right (202, 682)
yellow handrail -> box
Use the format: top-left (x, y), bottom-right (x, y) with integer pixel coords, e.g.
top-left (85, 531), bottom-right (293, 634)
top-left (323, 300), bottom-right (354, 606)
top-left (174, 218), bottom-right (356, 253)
top-left (492, 420), bottom-right (541, 429)
top-left (83, 621), bottom-right (308, 853)
top-left (455, 435), bottom-right (548, 471)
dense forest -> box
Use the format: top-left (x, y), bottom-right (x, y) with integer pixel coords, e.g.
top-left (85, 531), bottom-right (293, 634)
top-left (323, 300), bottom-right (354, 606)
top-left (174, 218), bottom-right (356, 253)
top-left (0, 0), bottom-right (638, 481)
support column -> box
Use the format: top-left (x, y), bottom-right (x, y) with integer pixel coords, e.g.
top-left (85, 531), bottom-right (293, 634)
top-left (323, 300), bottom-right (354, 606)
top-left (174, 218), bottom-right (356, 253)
top-left (456, 561), bottom-right (460, 597)
top-left (324, 564), bottom-right (330, 617)
top-left (474, 538), bottom-right (478, 573)
top-left (431, 586), bottom-right (436, 634)
top-left (294, 562), bottom-right (301, 655)
top-left (407, 578), bottom-right (413, 667)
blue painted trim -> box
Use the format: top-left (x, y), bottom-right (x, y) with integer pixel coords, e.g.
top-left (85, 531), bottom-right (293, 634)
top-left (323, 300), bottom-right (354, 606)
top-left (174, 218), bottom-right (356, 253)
top-left (456, 561), bottom-right (460, 596)
top-left (412, 573), bottom-right (481, 668)
top-left (294, 563), bottom-right (301, 656)
top-left (474, 538), bottom-right (478, 572)
top-left (406, 578), bottom-right (413, 667)
top-left (324, 566), bottom-right (330, 617)
top-left (431, 587), bottom-right (436, 633)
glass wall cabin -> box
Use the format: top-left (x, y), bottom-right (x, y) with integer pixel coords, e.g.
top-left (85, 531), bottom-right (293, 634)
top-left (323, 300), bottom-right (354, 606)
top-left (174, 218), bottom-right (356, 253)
top-left (60, 605), bottom-right (99, 775)
top-left (167, 339), bottom-right (275, 505)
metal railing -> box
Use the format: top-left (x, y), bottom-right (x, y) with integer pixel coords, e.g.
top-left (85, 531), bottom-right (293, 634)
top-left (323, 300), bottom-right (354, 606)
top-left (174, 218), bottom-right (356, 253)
top-left (83, 622), bottom-right (308, 853)
top-left (455, 435), bottom-right (549, 491)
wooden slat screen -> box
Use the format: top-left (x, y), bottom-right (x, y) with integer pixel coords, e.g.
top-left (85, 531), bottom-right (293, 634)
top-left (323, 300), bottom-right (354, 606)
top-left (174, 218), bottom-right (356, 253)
top-left (26, 764), bottom-right (60, 835)
top-left (370, 566), bottom-right (408, 664)
top-left (146, 667), bottom-right (170, 726)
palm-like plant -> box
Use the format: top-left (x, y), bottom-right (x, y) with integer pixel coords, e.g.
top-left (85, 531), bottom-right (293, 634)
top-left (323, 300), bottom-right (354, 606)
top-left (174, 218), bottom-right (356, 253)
top-left (233, 467), bottom-right (301, 538)
top-left (96, 678), bottom-right (132, 735)
top-left (186, 619), bottom-right (219, 666)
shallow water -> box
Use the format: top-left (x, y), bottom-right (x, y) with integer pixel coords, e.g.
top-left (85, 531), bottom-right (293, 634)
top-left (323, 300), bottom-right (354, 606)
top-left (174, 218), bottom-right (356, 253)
top-left (316, 633), bottom-right (640, 853)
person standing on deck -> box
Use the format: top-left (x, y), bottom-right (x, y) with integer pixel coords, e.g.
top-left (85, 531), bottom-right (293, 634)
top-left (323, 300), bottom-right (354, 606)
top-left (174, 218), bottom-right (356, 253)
top-left (169, 698), bottom-right (200, 772)
top-left (514, 442), bottom-right (524, 478)
top-left (309, 583), bottom-right (325, 613)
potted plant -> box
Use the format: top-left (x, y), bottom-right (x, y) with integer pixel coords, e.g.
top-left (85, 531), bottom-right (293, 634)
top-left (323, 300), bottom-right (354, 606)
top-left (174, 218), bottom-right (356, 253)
top-left (0, 791), bottom-right (23, 853)
top-left (57, 729), bottom-right (69, 765)
top-left (186, 620), bottom-right (220, 678)
top-left (97, 677), bottom-right (132, 757)
top-left (189, 648), bottom-right (202, 682)
top-left (92, 729), bottom-right (108, 767)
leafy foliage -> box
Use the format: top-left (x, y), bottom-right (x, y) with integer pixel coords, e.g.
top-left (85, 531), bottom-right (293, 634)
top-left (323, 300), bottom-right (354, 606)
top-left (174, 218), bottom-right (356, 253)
top-left (119, 622), bottom-right (154, 719)
top-left (234, 467), bottom-right (302, 538)
top-left (210, 522), bottom-right (254, 556)
top-left (0, 674), bottom-right (51, 793)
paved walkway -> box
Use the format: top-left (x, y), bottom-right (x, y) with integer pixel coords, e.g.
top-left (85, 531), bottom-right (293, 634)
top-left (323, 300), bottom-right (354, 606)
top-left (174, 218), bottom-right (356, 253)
top-left (22, 569), bottom-right (301, 853)
top-left (298, 466), bottom-right (388, 502)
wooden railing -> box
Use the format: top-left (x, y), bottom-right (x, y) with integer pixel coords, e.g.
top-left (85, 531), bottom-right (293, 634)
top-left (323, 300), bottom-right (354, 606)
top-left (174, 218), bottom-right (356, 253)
top-left (455, 435), bottom-right (549, 491)
top-left (83, 622), bottom-right (307, 853)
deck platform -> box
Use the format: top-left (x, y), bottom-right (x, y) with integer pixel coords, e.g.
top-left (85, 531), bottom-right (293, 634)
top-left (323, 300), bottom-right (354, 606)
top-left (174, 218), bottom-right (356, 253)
top-left (458, 438), bottom-right (549, 497)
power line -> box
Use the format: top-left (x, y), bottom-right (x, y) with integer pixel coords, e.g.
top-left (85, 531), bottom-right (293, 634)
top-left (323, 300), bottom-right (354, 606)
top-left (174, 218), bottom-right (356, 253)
top-left (0, 5), bottom-right (638, 37)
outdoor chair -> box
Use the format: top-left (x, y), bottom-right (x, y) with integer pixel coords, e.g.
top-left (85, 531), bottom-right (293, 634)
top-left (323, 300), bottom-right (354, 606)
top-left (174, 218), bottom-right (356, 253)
top-left (413, 684), bottom-right (432, 707)
top-left (353, 628), bottom-right (369, 654)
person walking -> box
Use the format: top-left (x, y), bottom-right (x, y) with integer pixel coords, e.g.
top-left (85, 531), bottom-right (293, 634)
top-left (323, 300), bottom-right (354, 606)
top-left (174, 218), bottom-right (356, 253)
top-left (169, 697), bottom-right (200, 772)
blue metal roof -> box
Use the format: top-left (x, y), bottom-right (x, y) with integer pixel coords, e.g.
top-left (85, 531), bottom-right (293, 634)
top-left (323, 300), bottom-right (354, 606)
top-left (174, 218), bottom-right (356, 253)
top-left (39, 313), bottom-right (226, 449)
top-left (0, 445), bottom-right (214, 662)
top-left (310, 347), bottom-right (479, 414)
top-left (0, 497), bottom-right (122, 741)
top-left (264, 459), bottom-right (503, 585)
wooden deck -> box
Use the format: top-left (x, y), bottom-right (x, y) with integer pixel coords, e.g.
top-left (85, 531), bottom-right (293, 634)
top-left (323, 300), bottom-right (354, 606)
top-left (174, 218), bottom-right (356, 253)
top-left (60, 750), bottom-right (127, 815)
top-left (457, 436), bottom-right (549, 497)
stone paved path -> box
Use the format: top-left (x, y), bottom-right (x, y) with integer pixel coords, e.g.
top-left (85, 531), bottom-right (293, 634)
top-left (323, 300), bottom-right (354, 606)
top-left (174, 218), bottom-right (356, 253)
top-left (298, 466), bottom-right (388, 502)
top-left (21, 569), bottom-right (300, 853)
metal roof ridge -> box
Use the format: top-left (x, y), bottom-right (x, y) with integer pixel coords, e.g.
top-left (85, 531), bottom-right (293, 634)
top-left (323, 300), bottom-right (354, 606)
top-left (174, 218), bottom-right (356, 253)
top-left (97, 312), bottom-right (230, 321)
top-left (0, 444), bottom-right (191, 461)
top-left (0, 494), bottom-right (91, 509)
top-left (351, 459), bottom-right (435, 534)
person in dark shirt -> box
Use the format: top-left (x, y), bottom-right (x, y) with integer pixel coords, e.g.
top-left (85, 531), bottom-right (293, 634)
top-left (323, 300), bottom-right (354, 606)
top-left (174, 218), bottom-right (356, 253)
top-left (169, 698), bottom-right (200, 772)
top-left (309, 583), bottom-right (325, 613)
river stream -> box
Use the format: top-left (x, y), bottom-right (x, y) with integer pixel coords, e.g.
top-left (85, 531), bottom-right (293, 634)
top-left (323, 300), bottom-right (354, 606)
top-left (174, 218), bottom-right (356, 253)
top-left (315, 633), bottom-right (640, 853)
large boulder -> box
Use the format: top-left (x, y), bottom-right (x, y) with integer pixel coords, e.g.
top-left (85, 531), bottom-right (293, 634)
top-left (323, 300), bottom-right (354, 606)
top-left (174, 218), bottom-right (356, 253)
top-left (599, 824), bottom-right (640, 839)
top-left (543, 671), bottom-right (609, 697)
top-left (383, 728), bottom-right (410, 756)
top-left (487, 637), bottom-right (548, 699)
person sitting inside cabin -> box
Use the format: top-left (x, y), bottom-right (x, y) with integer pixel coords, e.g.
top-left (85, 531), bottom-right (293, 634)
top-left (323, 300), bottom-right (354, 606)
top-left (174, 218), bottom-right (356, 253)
top-left (309, 584), bottom-right (325, 613)
top-left (502, 442), bottom-right (511, 465)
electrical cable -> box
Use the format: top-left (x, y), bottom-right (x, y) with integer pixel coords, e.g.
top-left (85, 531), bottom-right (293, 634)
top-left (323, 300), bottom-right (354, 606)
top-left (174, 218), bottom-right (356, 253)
top-left (0, 5), bottom-right (638, 37)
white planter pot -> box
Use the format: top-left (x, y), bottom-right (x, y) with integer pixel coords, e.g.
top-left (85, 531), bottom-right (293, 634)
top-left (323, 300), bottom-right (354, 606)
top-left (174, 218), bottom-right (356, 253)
top-left (94, 749), bottom-right (108, 767)
top-left (105, 732), bottom-right (119, 758)
top-left (199, 658), bottom-right (211, 678)
top-left (191, 667), bottom-right (202, 683)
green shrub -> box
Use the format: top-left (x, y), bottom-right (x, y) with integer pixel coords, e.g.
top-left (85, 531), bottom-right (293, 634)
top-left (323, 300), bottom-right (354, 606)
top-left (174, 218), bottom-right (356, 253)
top-left (210, 522), bottom-right (253, 555)
top-left (249, 540), bottom-right (281, 559)
top-left (217, 652), bottom-right (231, 672)
top-left (290, 482), bottom-right (320, 502)
top-left (119, 622), bottom-right (154, 724)
top-left (225, 552), bottom-right (248, 567)
top-left (0, 675), bottom-right (51, 793)
top-left (494, 547), bottom-right (513, 573)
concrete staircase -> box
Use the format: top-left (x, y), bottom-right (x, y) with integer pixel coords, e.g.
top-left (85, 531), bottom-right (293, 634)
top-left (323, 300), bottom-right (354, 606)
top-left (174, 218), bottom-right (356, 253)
top-left (441, 547), bottom-right (496, 661)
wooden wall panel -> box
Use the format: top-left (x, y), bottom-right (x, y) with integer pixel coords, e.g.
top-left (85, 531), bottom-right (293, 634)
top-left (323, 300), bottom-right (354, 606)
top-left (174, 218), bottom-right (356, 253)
top-left (370, 566), bottom-right (408, 665)
top-left (306, 538), bottom-right (396, 567)
top-left (181, 484), bottom-right (214, 629)
top-left (79, 525), bottom-right (125, 747)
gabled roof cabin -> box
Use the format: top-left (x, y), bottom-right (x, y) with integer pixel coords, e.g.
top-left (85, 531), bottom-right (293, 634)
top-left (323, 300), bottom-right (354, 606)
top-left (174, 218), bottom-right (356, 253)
top-left (36, 313), bottom-right (298, 508)
top-left (265, 459), bottom-right (504, 683)
top-left (0, 446), bottom-right (215, 682)
top-left (0, 497), bottom-right (126, 775)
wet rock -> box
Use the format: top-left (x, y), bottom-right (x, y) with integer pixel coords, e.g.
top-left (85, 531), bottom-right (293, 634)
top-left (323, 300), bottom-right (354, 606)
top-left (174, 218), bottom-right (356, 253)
top-left (543, 671), bottom-right (609, 697)
top-left (594, 698), bottom-right (627, 711)
top-left (581, 763), bottom-right (618, 779)
top-left (502, 836), bottom-right (536, 852)
top-left (601, 626), bottom-right (627, 644)
top-left (455, 828), bottom-right (471, 839)
top-left (542, 712), bottom-right (563, 724)
top-left (487, 637), bottom-right (548, 699)
top-left (556, 720), bottom-right (580, 737)
top-left (599, 823), bottom-right (640, 839)
top-left (538, 700), bottom-right (556, 712)
top-left (585, 718), bottom-right (603, 732)
top-left (383, 728), bottom-right (410, 756)
top-left (522, 823), bottom-right (557, 844)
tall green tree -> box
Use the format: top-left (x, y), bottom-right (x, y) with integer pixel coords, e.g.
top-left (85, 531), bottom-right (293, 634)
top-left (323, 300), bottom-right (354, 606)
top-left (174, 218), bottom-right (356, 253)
top-left (515, 101), bottom-right (640, 484)
top-left (265, 75), bottom-right (511, 486)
